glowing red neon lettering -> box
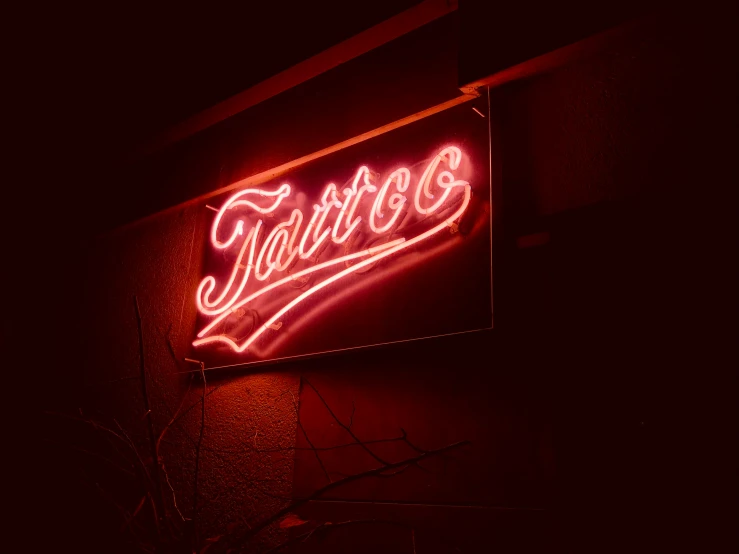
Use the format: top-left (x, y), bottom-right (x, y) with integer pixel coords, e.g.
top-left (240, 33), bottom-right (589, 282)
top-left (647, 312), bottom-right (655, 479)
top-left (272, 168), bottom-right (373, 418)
top-left (194, 147), bottom-right (471, 354)
top-left (369, 168), bottom-right (410, 234)
top-left (332, 166), bottom-right (375, 244)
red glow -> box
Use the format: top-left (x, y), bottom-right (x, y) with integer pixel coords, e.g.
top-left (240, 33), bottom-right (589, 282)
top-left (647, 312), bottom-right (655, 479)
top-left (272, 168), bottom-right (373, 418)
top-left (369, 168), bottom-right (410, 234)
top-left (194, 146), bottom-right (472, 354)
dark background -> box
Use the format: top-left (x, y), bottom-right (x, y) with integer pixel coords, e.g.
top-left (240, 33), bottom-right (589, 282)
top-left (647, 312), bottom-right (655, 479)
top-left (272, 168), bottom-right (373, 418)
top-left (9, 0), bottom-right (737, 553)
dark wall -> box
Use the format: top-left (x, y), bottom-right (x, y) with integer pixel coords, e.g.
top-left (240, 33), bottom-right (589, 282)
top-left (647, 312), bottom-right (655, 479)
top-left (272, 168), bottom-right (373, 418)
top-left (32, 5), bottom-right (737, 554)
top-left (458, 0), bottom-right (667, 86)
top-left (490, 6), bottom-right (737, 551)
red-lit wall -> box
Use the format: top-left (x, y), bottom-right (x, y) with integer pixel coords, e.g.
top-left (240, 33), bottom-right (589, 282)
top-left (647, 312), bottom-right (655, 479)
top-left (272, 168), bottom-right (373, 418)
top-left (36, 6), bottom-right (736, 554)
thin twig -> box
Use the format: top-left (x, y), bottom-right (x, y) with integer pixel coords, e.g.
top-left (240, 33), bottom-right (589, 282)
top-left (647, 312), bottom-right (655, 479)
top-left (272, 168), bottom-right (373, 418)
top-left (46, 410), bottom-right (161, 525)
top-left (223, 439), bottom-right (470, 551)
top-left (176, 217), bottom-right (198, 334)
top-left (134, 295), bottom-right (165, 535)
top-left (174, 384), bottom-right (223, 425)
top-left (291, 386), bottom-right (331, 484)
top-left (82, 468), bottom-right (148, 546)
top-left (165, 322), bottom-right (179, 366)
top-left (303, 378), bottom-right (390, 466)
top-left (375, 464), bottom-right (413, 478)
top-left (297, 421), bottom-right (332, 483)
top-left (50, 380), bottom-right (224, 546)
top-left (204, 435), bottom-right (415, 455)
top-left (94, 482), bottom-right (131, 525)
top-left (192, 361), bottom-right (206, 547)
top-left (140, 395), bottom-right (297, 509)
top-left (113, 418), bottom-right (161, 532)
top-left (162, 461), bottom-right (189, 523)
top-left (45, 411), bottom-right (151, 478)
top-left (42, 438), bottom-right (136, 477)
top-left (399, 428), bottom-right (428, 454)
top-left (121, 495), bottom-right (147, 532)
top-left (156, 373), bottom-right (194, 453)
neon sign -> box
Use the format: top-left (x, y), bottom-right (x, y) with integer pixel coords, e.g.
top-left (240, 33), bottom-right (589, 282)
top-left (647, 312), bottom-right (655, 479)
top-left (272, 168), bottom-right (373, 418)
top-left (193, 146), bottom-right (473, 356)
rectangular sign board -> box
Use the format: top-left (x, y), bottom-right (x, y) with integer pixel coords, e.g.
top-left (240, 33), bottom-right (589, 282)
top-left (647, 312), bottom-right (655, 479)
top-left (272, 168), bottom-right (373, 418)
top-left (188, 101), bottom-right (492, 368)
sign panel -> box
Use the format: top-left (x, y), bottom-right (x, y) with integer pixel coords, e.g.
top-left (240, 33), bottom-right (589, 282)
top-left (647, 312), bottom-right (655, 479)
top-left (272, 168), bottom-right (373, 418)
top-left (190, 102), bottom-right (492, 367)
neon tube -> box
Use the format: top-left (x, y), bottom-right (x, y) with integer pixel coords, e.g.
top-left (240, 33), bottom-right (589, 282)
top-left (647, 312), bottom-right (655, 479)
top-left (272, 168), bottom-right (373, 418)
top-left (195, 237), bottom-right (406, 338)
top-left (196, 221), bottom-right (262, 316)
top-left (332, 166), bottom-right (377, 244)
top-left (195, 146), bottom-right (471, 351)
top-left (369, 168), bottom-right (410, 234)
top-left (211, 184), bottom-right (290, 249)
top-left (195, 182), bottom-right (470, 351)
top-left (254, 208), bottom-right (304, 281)
top-left (413, 146), bottom-right (461, 215)
top-left (298, 184), bottom-right (342, 259)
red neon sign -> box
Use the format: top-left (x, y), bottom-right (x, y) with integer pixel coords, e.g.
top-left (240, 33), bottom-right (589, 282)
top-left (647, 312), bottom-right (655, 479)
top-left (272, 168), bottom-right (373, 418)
top-left (194, 146), bottom-right (472, 355)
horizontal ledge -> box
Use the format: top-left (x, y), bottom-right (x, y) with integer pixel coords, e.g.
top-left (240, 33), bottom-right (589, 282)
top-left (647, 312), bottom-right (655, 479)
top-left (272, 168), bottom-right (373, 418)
top-left (460, 14), bottom-right (653, 94)
top-left (109, 92), bottom-right (479, 237)
top-left (303, 499), bottom-right (547, 511)
top-left (178, 325), bottom-right (491, 374)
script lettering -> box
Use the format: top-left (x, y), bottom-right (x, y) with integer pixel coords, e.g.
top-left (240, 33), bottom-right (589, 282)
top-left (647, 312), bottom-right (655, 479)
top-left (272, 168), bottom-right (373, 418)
top-left (194, 146), bottom-right (471, 353)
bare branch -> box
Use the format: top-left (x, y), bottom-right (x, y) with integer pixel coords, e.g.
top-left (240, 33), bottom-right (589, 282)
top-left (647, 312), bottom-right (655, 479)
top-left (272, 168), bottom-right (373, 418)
top-left (162, 461), bottom-right (189, 523)
top-left (202, 435), bottom-right (416, 455)
top-left (192, 361), bottom-right (207, 548)
top-left (399, 427), bottom-right (428, 454)
top-left (120, 495), bottom-right (147, 533)
top-left (134, 295), bottom-right (165, 537)
top-left (291, 386), bottom-right (331, 484)
top-left (303, 378), bottom-right (390, 466)
top-left (165, 322), bottom-right (179, 365)
top-left (174, 384), bottom-right (224, 425)
top-left (222, 439), bottom-right (470, 551)
top-left (375, 464), bottom-right (413, 478)
top-left (46, 411), bottom-right (146, 466)
top-left (42, 438), bottom-right (136, 478)
top-left (45, 409), bottom-right (167, 539)
top-left (156, 373), bottom-right (194, 454)
top-left (113, 418), bottom-right (161, 534)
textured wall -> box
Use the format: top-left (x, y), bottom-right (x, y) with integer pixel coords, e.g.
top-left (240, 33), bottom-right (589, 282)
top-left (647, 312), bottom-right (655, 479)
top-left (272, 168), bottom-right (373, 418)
top-left (34, 5), bottom-right (736, 554)
top-left (80, 207), bottom-right (303, 548)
